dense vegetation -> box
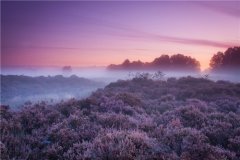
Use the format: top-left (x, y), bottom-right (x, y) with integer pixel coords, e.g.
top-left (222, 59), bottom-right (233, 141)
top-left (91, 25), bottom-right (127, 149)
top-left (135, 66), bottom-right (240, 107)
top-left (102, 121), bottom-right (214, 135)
top-left (1, 76), bottom-right (240, 160)
top-left (1, 75), bottom-right (105, 108)
top-left (108, 54), bottom-right (200, 72)
top-left (108, 46), bottom-right (240, 74)
top-left (210, 47), bottom-right (240, 73)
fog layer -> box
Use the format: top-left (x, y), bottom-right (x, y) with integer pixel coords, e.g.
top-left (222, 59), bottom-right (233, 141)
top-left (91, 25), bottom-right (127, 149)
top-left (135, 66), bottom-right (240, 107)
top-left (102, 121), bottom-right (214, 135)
top-left (1, 67), bottom-right (239, 108)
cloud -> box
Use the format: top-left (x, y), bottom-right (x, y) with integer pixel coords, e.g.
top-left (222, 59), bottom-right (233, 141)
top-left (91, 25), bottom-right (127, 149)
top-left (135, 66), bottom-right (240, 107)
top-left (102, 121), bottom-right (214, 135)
top-left (82, 16), bottom-right (235, 48)
top-left (2, 45), bottom-right (152, 53)
top-left (145, 34), bottom-right (233, 48)
top-left (3, 14), bottom-right (237, 51)
top-left (195, 1), bottom-right (240, 18)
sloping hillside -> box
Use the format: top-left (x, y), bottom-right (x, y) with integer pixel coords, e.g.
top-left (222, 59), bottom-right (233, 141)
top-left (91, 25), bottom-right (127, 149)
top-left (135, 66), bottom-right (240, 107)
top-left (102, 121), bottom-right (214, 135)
top-left (1, 77), bottom-right (240, 159)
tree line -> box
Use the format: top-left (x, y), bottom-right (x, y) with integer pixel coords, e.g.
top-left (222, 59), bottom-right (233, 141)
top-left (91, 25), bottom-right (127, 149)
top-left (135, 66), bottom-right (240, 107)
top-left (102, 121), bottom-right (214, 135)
top-left (108, 46), bottom-right (240, 72)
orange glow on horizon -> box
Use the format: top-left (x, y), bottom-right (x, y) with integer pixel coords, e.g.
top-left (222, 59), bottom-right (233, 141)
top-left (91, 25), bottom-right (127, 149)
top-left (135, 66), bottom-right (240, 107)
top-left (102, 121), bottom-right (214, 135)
top-left (2, 1), bottom-right (239, 70)
top-left (2, 45), bottom-right (219, 71)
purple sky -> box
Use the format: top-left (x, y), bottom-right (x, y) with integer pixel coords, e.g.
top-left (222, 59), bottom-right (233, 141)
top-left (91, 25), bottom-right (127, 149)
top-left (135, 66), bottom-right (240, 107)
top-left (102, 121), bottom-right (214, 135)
top-left (1, 1), bottom-right (240, 69)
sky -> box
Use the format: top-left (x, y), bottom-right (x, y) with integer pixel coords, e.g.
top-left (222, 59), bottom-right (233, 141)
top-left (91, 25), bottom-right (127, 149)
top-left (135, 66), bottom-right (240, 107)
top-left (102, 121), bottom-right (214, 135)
top-left (1, 1), bottom-right (240, 70)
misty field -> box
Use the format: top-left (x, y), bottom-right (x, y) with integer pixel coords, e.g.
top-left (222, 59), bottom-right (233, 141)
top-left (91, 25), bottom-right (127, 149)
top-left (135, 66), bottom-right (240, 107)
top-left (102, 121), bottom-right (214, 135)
top-left (1, 76), bottom-right (240, 160)
top-left (1, 75), bottom-right (105, 108)
top-left (2, 0), bottom-right (240, 159)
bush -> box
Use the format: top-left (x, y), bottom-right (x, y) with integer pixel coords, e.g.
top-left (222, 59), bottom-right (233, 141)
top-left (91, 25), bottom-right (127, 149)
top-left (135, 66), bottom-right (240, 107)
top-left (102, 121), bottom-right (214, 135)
top-left (1, 77), bottom-right (240, 159)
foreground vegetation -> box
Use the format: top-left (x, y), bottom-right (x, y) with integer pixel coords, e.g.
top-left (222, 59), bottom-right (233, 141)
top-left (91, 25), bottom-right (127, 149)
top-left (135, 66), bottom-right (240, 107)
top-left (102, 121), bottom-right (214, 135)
top-left (1, 76), bottom-right (240, 160)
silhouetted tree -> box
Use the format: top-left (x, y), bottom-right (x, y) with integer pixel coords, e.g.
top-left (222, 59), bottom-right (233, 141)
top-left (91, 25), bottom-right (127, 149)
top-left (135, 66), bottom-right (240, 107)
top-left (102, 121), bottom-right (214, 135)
top-left (210, 52), bottom-right (224, 70)
top-left (108, 54), bottom-right (200, 71)
top-left (122, 59), bottom-right (130, 67)
top-left (170, 54), bottom-right (200, 71)
top-left (210, 47), bottom-right (240, 72)
top-left (152, 55), bottom-right (171, 66)
top-left (131, 60), bottom-right (144, 68)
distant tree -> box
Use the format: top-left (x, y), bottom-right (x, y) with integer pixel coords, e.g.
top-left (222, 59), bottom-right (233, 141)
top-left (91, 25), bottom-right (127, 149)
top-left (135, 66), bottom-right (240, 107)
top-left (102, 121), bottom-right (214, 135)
top-left (169, 54), bottom-right (200, 71)
top-left (210, 47), bottom-right (240, 72)
top-left (152, 55), bottom-right (171, 66)
top-left (210, 52), bottom-right (224, 70)
top-left (108, 59), bottom-right (131, 69)
top-left (131, 60), bottom-right (144, 68)
top-left (120, 59), bottom-right (144, 69)
top-left (122, 59), bottom-right (130, 67)
top-left (222, 47), bottom-right (240, 67)
top-left (62, 66), bottom-right (72, 76)
top-left (108, 54), bottom-right (200, 71)
top-left (62, 66), bottom-right (72, 72)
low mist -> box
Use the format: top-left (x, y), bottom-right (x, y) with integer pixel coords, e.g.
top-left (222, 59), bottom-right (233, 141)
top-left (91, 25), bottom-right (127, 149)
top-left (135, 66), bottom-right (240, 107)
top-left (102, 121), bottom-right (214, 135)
top-left (2, 66), bottom-right (240, 82)
top-left (1, 66), bottom-right (239, 108)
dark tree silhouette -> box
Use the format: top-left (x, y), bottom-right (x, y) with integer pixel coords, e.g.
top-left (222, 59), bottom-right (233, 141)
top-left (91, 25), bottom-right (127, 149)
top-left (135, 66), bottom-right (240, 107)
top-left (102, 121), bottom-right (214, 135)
top-left (152, 55), bottom-right (171, 66)
top-left (170, 54), bottom-right (200, 71)
top-left (122, 59), bottom-right (131, 67)
top-left (108, 54), bottom-right (200, 71)
top-left (131, 60), bottom-right (144, 68)
top-left (210, 47), bottom-right (240, 72)
top-left (210, 52), bottom-right (224, 70)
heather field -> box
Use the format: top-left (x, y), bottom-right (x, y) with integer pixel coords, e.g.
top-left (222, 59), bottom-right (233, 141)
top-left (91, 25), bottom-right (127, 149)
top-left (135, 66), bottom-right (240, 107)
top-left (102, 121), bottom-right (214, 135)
top-left (1, 76), bottom-right (240, 160)
top-left (1, 1), bottom-right (240, 159)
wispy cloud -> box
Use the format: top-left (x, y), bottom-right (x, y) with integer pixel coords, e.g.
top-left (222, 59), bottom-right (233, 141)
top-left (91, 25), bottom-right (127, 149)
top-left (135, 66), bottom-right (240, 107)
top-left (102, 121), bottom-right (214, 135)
top-left (3, 13), bottom-right (237, 51)
top-left (195, 1), bottom-right (240, 18)
top-left (2, 45), bottom-right (152, 53)
top-left (81, 16), bottom-right (236, 48)
top-left (141, 34), bottom-right (233, 48)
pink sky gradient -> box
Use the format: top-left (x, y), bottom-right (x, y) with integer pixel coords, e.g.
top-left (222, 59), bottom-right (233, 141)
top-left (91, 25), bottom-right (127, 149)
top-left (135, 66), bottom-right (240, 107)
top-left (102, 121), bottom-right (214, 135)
top-left (1, 1), bottom-right (240, 70)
